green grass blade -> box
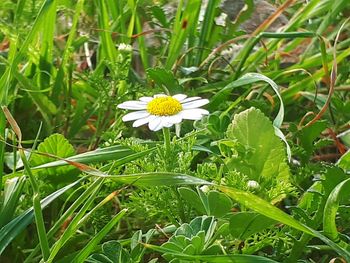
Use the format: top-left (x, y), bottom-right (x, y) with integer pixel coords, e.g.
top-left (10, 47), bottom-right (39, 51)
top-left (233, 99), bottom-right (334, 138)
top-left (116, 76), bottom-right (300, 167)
top-left (0, 178), bottom-right (83, 255)
top-left (103, 172), bottom-right (212, 186)
top-left (323, 178), bottom-right (350, 246)
top-left (219, 185), bottom-right (350, 261)
top-left (73, 209), bottom-right (128, 262)
top-left (165, 0), bottom-right (201, 69)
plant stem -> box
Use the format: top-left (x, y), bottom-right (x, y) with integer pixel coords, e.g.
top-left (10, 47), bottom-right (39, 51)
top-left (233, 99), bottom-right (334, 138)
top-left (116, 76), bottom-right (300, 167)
top-left (162, 128), bottom-right (186, 223)
top-left (162, 127), bottom-right (171, 158)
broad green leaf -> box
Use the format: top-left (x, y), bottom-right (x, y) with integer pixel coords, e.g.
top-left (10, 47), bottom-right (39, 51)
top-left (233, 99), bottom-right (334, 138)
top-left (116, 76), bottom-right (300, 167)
top-left (226, 107), bottom-right (293, 203)
top-left (31, 134), bottom-right (75, 167)
top-left (229, 212), bottom-right (276, 239)
top-left (30, 133), bottom-right (76, 183)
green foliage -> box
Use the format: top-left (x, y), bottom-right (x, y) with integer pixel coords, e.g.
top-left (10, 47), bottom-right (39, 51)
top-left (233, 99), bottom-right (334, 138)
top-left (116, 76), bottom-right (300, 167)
top-left (1, 0), bottom-right (350, 262)
top-left (30, 133), bottom-right (77, 184)
top-left (224, 107), bottom-right (294, 203)
top-left (161, 216), bottom-right (221, 261)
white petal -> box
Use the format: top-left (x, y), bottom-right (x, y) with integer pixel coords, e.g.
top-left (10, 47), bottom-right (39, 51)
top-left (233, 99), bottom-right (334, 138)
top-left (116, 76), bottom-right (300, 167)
top-left (117, 101), bottom-right (147, 110)
top-left (161, 117), bottom-right (174, 128)
top-left (182, 99), bottom-right (209, 109)
top-left (148, 117), bottom-right (164, 131)
top-left (167, 114), bottom-right (182, 124)
top-left (122, 111), bottom-right (149, 122)
top-left (181, 97), bottom-right (201, 103)
top-left (133, 115), bottom-right (156, 127)
top-left (172, 94), bottom-right (187, 101)
top-left (180, 109), bottom-right (209, 120)
top-left (139, 97), bottom-right (153, 102)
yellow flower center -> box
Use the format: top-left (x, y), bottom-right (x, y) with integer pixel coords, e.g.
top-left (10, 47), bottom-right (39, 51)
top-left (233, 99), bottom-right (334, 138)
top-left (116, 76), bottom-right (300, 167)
top-left (147, 96), bottom-right (182, 116)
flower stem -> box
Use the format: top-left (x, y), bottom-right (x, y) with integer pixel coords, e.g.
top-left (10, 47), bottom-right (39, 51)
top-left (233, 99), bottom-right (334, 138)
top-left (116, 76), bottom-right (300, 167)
top-left (162, 127), bottom-right (171, 157)
top-left (162, 128), bottom-right (186, 223)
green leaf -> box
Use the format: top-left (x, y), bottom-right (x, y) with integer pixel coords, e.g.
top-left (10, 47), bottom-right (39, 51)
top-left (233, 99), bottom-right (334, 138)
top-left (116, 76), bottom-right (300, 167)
top-left (165, 0), bottom-right (201, 69)
top-left (323, 178), bottom-right (350, 247)
top-left (207, 191), bottom-right (232, 217)
top-left (104, 172), bottom-right (212, 187)
top-left (229, 212), bottom-right (276, 239)
top-left (146, 67), bottom-right (182, 94)
top-left (86, 240), bottom-right (131, 263)
top-left (226, 107), bottom-right (293, 203)
top-left (34, 145), bottom-right (135, 169)
top-left (178, 187), bottom-right (206, 214)
top-left (146, 242), bottom-right (279, 262)
top-left (299, 120), bottom-right (327, 160)
top-left (30, 133), bottom-right (76, 183)
top-left (0, 176), bottom-right (26, 227)
top-left (338, 148), bottom-right (350, 171)
top-left (218, 185), bottom-right (350, 261)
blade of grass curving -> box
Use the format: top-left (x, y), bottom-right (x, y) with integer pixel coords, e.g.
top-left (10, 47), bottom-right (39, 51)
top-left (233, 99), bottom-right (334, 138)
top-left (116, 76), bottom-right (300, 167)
top-left (218, 185), bottom-right (350, 261)
top-left (323, 178), bottom-right (350, 249)
top-left (73, 209), bottom-right (128, 262)
top-left (0, 0), bottom-right (56, 191)
top-left (211, 73), bottom-right (284, 128)
top-left (0, 178), bottom-right (84, 255)
top-left (144, 243), bottom-right (279, 262)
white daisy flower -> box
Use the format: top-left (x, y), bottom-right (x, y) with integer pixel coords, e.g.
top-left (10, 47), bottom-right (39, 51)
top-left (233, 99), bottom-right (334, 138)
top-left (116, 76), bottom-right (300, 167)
top-left (117, 94), bottom-right (209, 131)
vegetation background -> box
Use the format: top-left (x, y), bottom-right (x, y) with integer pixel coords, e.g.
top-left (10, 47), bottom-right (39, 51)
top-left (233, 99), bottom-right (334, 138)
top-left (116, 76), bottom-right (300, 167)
top-left (0, 0), bottom-right (350, 262)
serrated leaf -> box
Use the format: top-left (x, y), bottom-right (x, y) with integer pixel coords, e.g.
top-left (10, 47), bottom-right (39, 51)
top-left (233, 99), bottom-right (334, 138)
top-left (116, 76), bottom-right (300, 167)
top-left (30, 133), bottom-right (76, 183)
top-left (226, 107), bottom-right (292, 203)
